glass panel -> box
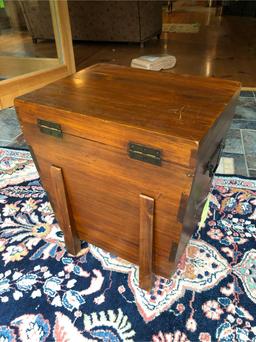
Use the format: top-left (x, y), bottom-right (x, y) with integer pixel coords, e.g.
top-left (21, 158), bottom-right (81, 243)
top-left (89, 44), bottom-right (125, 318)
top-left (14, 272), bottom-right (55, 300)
top-left (0, 0), bottom-right (59, 81)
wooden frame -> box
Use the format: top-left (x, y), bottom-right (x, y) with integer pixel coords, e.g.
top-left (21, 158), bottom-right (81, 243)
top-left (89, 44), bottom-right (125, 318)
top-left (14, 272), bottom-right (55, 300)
top-left (241, 87), bottom-right (256, 91)
top-left (0, 0), bottom-right (75, 110)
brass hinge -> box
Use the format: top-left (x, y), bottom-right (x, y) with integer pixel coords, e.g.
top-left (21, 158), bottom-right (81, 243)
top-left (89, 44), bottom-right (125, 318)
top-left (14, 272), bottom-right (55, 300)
top-left (37, 119), bottom-right (62, 138)
top-left (128, 142), bottom-right (162, 166)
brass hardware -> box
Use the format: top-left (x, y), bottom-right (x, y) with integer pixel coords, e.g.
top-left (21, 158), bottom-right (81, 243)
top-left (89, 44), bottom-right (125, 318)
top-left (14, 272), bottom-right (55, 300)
top-left (169, 242), bottom-right (178, 262)
top-left (128, 142), bottom-right (162, 166)
top-left (186, 172), bottom-right (194, 178)
top-left (37, 119), bottom-right (62, 138)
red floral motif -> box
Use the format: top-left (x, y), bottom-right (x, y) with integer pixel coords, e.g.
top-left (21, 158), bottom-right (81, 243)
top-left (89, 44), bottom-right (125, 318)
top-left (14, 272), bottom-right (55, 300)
top-left (199, 332), bottom-right (211, 342)
top-left (207, 228), bottom-right (224, 240)
top-left (176, 303), bottom-right (185, 314)
top-left (202, 300), bottom-right (224, 320)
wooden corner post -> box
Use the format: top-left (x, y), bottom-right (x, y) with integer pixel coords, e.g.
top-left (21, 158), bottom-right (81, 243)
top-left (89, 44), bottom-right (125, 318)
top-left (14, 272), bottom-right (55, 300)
top-left (139, 194), bottom-right (154, 291)
top-left (50, 165), bottom-right (81, 255)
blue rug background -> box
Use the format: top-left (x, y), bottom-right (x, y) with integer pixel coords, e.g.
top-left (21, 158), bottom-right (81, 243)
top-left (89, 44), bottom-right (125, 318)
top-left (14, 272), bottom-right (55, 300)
top-left (0, 148), bottom-right (256, 341)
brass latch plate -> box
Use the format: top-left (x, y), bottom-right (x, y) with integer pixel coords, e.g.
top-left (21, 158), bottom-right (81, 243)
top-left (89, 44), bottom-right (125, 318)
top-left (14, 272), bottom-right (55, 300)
top-left (37, 119), bottom-right (62, 138)
top-left (128, 142), bottom-right (162, 166)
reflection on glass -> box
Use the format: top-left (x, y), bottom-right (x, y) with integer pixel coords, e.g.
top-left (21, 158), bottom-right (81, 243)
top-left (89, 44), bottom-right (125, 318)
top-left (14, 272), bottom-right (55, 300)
top-left (0, 0), bottom-right (58, 81)
top-left (205, 60), bottom-right (212, 77)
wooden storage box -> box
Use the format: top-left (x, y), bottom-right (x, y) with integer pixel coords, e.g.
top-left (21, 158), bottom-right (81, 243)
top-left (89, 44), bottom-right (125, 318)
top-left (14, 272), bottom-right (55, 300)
top-left (15, 64), bottom-right (240, 290)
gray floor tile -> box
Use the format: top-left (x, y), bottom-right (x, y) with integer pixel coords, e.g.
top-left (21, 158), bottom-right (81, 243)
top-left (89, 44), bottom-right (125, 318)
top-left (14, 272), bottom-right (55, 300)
top-left (242, 130), bottom-right (256, 154)
top-left (234, 97), bottom-right (256, 120)
top-left (221, 152), bottom-right (248, 176)
top-left (240, 91), bottom-right (255, 98)
top-left (217, 156), bottom-right (235, 174)
top-left (231, 120), bottom-right (256, 130)
top-left (223, 129), bottom-right (243, 154)
top-left (0, 108), bottom-right (21, 141)
top-left (241, 130), bottom-right (256, 170)
top-left (245, 155), bottom-right (256, 170)
top-left (0, 140), bottom-right (11, 146)
top-left (7, 133), bottom-right (28, 150)
top-left (249, 169), bottom-right (256, 178)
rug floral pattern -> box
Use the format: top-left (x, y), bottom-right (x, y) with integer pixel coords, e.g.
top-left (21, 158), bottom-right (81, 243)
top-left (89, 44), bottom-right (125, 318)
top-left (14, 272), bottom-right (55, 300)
top-left (0, 147), bottom-right (256, 341)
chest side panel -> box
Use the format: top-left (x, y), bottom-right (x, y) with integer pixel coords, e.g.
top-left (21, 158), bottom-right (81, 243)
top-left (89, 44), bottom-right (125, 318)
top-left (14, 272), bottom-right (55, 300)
top-left (175, 88), bottom-right (240, 263)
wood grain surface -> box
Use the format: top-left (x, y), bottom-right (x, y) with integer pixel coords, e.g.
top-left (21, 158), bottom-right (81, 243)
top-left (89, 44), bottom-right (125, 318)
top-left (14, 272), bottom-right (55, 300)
top-left (50, 165), bottom-right (81, 255)
top-left (139, 194), bottom-right (154, 290)
top-left (15, 124), bottom-right (189, 277)
top-left (16, 63), bottom-right (240, 142)
top-left (15, 64), bottom-right (241, 282)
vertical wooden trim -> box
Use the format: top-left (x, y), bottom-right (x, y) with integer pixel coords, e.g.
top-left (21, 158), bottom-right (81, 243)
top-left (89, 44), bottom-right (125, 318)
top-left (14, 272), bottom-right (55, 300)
top-left (177, 192), bottom-right (189, 224)
top-left (49, 0), bottom-right (76, 74)
top-left (50, 165), bottom-right (81, 255)
top-left (139, 194), bottom-right (154, 291)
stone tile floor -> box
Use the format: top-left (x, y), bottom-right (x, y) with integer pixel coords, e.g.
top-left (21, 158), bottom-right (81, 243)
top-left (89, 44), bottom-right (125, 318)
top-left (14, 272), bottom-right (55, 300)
top-left (0, 107), bottom-right (28, 150)
top-left (219, 90), bottom-right (256, 177)
top-left (0, 90), bottom-right (255, 177)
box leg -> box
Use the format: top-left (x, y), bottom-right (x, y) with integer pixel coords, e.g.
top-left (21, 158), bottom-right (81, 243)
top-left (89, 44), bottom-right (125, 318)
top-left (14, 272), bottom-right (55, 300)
top-left (139, 194), bottom-right (154, 291)
top-left (50, 165), bottom-right (81, 255)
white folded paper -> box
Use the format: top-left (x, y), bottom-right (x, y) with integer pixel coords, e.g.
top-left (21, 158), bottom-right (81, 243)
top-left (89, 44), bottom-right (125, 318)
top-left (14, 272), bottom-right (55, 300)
top-left (131, 54), bottom-right (176, 71)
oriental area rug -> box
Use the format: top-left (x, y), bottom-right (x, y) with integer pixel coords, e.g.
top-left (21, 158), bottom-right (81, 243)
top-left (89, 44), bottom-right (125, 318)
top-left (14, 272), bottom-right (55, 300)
top-left (0, 147), bottom-right (256, 342)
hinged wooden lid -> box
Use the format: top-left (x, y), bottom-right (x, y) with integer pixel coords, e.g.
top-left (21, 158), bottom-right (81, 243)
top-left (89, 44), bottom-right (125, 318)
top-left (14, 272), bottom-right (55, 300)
top-left (15, 64), bottom-right (240, 142)
top-left (15, 64), bottom-right (240, 168)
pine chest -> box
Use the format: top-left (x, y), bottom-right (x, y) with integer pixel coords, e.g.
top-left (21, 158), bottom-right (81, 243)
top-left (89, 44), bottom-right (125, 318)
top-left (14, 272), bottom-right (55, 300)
top-left (15, 64), bottom-right (240, 290)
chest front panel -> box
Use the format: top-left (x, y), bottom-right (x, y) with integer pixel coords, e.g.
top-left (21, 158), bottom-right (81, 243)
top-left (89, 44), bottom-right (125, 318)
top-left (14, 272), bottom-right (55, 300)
top-left (20, 117), bottom-right (194, 278)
